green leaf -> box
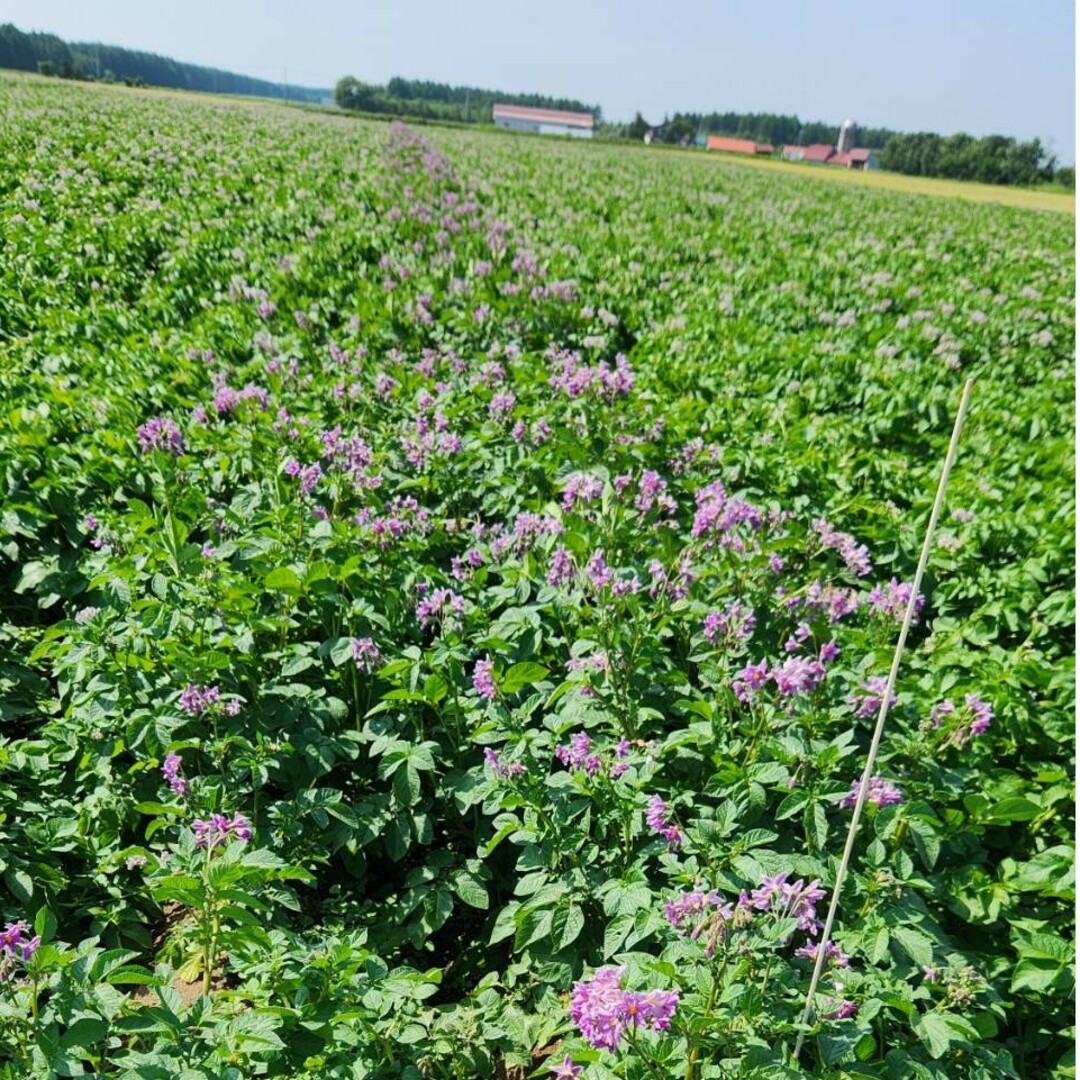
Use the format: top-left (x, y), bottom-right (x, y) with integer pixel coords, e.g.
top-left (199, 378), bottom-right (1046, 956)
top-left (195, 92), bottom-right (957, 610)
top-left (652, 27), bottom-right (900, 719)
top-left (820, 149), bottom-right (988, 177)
top-left (916, 1011), bottom-right (954, 1059)
top-left (893, 926), bottom-right (935, 968)
top-left (60, 1017), bottom-right (109, 1049)
top-left (34, 906), bottom-right (57, 944)
top-left (264, 567), bottom-right (303, 594)
top-left (452, 874), bottom-right (489, 910)
top-left (500, 662), bottom-right (549, 695)
top-left (559, 904), bottom-right (585, 950)
top-left (983, 797), bottom-right (1041, 823)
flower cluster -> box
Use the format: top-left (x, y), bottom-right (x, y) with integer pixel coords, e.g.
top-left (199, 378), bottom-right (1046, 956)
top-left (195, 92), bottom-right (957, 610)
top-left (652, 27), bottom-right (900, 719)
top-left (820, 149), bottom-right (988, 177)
top-left (162, 752), bottom-right (188, 797)
top-left (415, 586), bottom-right (465, 632)
top-left (747, 872), bottom-right (826, 933)
top-left (179, 683), bottom-right (220, 716)
top-left (645, 795), bottom-right (682, 846)
top-left (548, 350), bottom-right (635, 400)
top-left (838, 775), bottom-right (904, 809)
top-left (690, 481), bottom-right (765, 550)
top-left (569, 965), bottom-right (679, 1050)
top-left (664, 889), bottom-right (734, 956)
top-left (472, 657), bottom-right (497, 700)
top-left (795, 938), bottom-right (851, 967)
top-left (847, 676), bottom-right (897, 719)
top-left (136, 416), bottom-right (186, 456)
top-left (0, 921), bottom-right (40, 978)
top-left (929, 693), bottom-right (993, 744)
top-left (703, 601), bottom-right (756, 646)
top-left (483, 747), bottom-right (525, 779)
top-left (350, 637), bottom-right (382, 673)
top-left (192, 813), bottom-right (252, 849)
top-left (813, 518), bottom-right (872, 577)
top-left (731, 646), bottom-right (837, 702)
top-left (555, 732), bottom-right (631, 777)
top-left (868, 577), bottom-right (925, 622)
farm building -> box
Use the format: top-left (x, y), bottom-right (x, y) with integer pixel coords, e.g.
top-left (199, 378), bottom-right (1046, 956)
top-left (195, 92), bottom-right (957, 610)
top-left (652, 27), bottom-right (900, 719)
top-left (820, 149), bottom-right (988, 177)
top-left (780, 136), bottom-right (878, 170)
top-left (832, 147), bottom-right (878, 169)
top-left (492, 103), bottom-right (594, 138)
top-left (706, 135), bottom-right (774, 156)
top-left (781, 143), bottom-right (836, 163)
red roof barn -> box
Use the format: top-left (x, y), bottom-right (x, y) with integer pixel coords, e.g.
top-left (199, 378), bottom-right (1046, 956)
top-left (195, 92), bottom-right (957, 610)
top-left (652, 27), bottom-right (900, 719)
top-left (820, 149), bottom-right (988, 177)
top-left (706, 135), bottom-right (774, 155)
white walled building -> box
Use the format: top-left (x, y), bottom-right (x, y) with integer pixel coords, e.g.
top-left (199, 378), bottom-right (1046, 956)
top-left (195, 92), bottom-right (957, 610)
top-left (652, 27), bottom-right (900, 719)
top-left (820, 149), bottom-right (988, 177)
top-left (492, 103), bottom-right (594, 138)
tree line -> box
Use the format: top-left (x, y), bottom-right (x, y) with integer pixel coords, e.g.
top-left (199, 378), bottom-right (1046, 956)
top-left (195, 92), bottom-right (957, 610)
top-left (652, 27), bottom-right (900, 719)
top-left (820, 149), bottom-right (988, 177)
top-left (618, 109), bottom-right (1072, 189)
top-left (878, 131), bottom-right (1070, 188)
top-left (629, 110), bottom-right (897, 149)
top-left (334, 75), bottom-right (599, 124)
top-left (0, 23), bottom-right (325, 101)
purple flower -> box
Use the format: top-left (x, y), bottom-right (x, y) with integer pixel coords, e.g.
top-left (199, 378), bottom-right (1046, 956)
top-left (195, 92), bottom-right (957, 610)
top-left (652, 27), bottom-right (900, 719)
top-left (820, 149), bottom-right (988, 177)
top-left (192, 813), bottom-right (251, 849)
top-left (749, 872), bottom-right (825, 933)
top-left (0, 921), bottom-right (40, 969)
top-left (136, 416), bottom-right (186, 456)
top-left (483, 747), bottom-right (525, 779)
top-left (179, 683), bottom-right (220, 717)
top-left (839, 776), bottom-right (904, 809)
top-left (771, 656), bottom-right (826, 697)
top-left (868, 577), bottom-right (925, 622)
top-left (585, 549), bottom-right (613, 591)
top-left (74, 606), bottom-right (98, 623)
top-left (547, 545), bottom-right (575, 587)
top-left (732, 659), bottom-right (770, 702)
top-left (473, 657), bottom-right (497, 700)
top-left (848, 676), bottom-right (896, 719)
top-left (930, 698), bottom-right (956, 726)
top-left (162, 752), bottom-right (188, 797)
top-left (964, 693), bottom-right (993, 736)
top-left (704, 601), bottom-right (756, 646)
top-left (415, 587), bottom-right (465, 633)
top-left (664, 889), bottom-right (734, 955)
top-left (813, 518), bottom-right (872, 577)
top-left (819, 640), bottom-right (841, 662)
top-left (230, 814), bottom-right (252, 841)
top-left (795, 939), bottom-right (850, 967)
top-left (351, 637), bottom-right (382, 673)
top-left (645, 795), bottom-right (682, 846)
top-left (548, 1055), bottom-right (583, 1079)
top-left (561, 472), bottom-right (603, 512)
top-left (569, 966), bottom-right (679, 1050)
top-left (826, 999), bottom-right (859, 1020)
top-left (298, 463), bottom-right (322, 496)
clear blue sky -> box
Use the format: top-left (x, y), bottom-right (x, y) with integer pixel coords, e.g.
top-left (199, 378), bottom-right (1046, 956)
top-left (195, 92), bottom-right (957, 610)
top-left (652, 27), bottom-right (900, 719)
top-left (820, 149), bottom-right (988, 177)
top-left (8, 0), bottom-right (1076, 162)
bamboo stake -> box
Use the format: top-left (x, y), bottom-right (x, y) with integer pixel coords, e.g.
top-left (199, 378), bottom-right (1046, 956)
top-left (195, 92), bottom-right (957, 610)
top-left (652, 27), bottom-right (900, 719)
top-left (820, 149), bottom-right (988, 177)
top-left (793, 378), bottom-right (974, 1062)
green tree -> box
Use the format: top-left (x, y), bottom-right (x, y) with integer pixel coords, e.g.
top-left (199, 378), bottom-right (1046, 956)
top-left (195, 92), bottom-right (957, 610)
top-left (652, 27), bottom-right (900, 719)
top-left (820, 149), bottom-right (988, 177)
top-left (627, 112), bottom-right (650, 140)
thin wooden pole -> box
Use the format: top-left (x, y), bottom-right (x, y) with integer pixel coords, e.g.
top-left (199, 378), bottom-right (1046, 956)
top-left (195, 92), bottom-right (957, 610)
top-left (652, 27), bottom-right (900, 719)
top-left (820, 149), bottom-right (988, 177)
top-left (793, 378), bottom-right (974, 1062)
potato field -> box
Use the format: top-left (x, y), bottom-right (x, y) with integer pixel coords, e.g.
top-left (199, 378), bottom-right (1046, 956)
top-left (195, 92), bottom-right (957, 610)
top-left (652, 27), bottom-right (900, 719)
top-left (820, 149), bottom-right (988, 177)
top-left (0, 74), bottom-right (1074, 1079)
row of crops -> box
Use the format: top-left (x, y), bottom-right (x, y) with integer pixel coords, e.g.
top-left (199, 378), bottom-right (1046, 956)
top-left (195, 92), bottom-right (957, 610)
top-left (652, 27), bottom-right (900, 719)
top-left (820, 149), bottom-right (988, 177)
top-left (0, 73), bottom-right (1074, 1078)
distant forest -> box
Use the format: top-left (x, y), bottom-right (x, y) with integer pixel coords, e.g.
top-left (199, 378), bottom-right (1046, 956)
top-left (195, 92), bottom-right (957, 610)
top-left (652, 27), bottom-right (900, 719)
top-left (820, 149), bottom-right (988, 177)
top-left (0, 23), bottom-right (326, 101)
top-left (334, 75), bottom-right (599, 124)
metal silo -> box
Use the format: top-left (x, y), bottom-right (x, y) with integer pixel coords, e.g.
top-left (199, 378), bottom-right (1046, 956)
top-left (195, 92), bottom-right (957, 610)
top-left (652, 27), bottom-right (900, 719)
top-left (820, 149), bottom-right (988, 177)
top-left (837, 118), bottom-right (857, 153)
